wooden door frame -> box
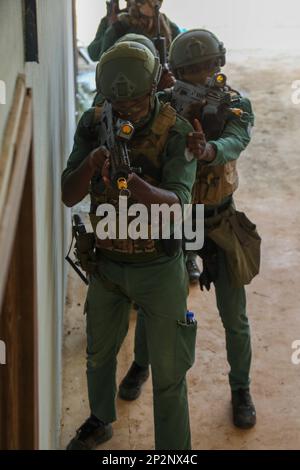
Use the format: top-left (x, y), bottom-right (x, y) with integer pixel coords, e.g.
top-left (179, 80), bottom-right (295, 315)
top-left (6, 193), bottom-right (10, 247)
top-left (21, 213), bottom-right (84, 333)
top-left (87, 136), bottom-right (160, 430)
top-left (0, 78), bottom-right (38, 450)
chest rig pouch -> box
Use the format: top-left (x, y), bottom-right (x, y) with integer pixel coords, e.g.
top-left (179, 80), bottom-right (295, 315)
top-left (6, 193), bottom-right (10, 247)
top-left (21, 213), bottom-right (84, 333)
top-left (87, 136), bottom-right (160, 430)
top-left (193, 90), bottom-right (242, 205)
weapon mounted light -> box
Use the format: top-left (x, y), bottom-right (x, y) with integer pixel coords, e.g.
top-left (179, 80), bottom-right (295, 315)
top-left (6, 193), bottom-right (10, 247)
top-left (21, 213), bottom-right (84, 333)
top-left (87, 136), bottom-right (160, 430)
top-left (116, 120), bottom-right (135, 140)
top-left (215, 73), bottom-right (227, 87)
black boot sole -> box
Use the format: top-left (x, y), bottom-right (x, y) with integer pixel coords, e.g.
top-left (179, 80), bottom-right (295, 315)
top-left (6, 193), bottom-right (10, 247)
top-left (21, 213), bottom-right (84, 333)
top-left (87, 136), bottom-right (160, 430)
top-left (66, 424), bottom-right (113, 450)
top-left (118, 387), bottom-right (142, 401)
top-left (233, 417), bottom-right (257, 430)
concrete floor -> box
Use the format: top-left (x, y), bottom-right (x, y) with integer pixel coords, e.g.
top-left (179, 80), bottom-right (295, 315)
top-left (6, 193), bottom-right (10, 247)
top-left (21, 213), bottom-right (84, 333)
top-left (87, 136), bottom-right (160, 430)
top-left (60, 54), bottom-right (300, 450)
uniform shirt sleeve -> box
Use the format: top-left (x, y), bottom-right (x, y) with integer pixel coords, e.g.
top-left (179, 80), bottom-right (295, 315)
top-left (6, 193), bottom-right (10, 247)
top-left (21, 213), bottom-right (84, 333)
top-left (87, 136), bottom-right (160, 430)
top-left (87, 17), bottom-right (109, 62)
top-left (61, 109), bottom-right (98, 188)
top-left (169, 20), bottom-right (181, 39)
top-left (207, 97), bottom-right (255, 166)
top-left (100, 24), bottom-right (122, 55)
top-left (160, 118), bottom-right (197, 207)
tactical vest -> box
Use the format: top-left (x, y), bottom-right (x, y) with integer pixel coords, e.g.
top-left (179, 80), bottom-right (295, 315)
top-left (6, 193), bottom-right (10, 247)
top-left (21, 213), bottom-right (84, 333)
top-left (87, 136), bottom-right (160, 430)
top-left (192, 90), bottom-right (241, 206)
top-left (89, 102), bottom-right (177, 255)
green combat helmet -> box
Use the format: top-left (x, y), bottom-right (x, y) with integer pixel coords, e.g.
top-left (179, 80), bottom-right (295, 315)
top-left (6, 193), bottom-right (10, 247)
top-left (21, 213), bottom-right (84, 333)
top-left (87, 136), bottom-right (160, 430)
top-left (116, 33), bottom-right (159, 58)
top-left (169, 29), bottom-right (226, 73)
top-left (96, 41), bottom-right (161, 101)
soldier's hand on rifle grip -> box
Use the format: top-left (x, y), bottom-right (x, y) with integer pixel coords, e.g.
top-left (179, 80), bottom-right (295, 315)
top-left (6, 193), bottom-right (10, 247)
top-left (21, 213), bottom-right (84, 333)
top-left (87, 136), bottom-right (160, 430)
top-left (102, 158), bottom-right (134, 189)
top-left (88, 146), bottom-right (110, 173)
top-left (157, 70), bottom-right (176, 91)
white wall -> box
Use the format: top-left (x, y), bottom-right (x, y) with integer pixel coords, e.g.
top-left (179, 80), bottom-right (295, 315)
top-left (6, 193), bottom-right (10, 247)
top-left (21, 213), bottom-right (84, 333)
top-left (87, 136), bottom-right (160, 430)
top-left (76, 0), bottom-right (300, 51)
top-left (0, 1), bottom-right (24, 150)
top-left (0, 0), bottom-right (75, 449)
top-left (27, 0), bottom-right (75, 449)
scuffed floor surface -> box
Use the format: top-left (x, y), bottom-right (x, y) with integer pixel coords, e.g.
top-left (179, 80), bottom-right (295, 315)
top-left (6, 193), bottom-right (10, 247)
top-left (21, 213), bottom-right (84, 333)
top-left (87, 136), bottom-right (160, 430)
top-left (60, 54), bottom-right (300, 450)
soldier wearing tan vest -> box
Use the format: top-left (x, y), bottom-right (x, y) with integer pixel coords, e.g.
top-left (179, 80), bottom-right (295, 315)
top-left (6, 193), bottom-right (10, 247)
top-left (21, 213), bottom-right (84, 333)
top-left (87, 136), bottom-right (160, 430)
top-left (119, 29), bottom-right (261, 431)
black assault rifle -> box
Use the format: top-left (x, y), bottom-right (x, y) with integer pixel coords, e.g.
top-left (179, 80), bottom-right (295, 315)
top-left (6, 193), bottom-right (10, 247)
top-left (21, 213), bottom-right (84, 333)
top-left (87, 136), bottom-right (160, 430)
top-left (172, 73), bottom-right (248, 138)
top-left (172, 73), bottom-right (232, 117)
top-left (65, 215), bottom-right (90, 286)
top-left (153, 3), bottom-right (168, 69)
top-left (100, 101), bottom-right (141, 195)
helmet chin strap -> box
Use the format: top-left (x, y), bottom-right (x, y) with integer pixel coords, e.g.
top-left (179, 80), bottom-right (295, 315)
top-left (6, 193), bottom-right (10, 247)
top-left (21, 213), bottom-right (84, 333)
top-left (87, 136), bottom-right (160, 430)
top-left (133, 109), bottom-right (152, 129)
top-left (133, 85), bottom-right (157, 129)
top-left (150, 85), bottom-right (157, 107)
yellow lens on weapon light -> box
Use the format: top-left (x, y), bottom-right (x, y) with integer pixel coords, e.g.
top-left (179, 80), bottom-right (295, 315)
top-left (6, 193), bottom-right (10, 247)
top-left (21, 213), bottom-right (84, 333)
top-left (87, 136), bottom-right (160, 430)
top-left (121, 124), bottom-right (134, 136)
top-left (216, 74), bottom-right (226, 85)
top-left (117, 177), bottom-right (128, 191)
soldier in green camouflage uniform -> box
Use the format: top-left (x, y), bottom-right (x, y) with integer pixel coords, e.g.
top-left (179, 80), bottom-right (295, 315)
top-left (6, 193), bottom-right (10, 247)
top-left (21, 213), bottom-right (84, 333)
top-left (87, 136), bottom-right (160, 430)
top-left (119, 30), bottom-right (259, 431)
top-left (62, 41), bottom-right (197, 450)
top-left (87, 1), bottom-right (127, 61)
top-left (88, 0), bottom-right (180, 61)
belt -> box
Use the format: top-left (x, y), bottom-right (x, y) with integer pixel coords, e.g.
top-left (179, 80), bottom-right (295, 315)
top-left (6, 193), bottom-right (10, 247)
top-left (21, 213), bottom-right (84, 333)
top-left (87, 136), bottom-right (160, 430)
top-left (204, 197), bottom-right (233, 218)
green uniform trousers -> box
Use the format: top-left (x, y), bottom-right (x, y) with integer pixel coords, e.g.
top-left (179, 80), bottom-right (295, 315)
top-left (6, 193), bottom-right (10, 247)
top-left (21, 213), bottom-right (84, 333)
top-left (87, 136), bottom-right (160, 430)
top-left (85, 251), bottom-right (197, 450)
top-left (135, 248), bottom-right (252, 391)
